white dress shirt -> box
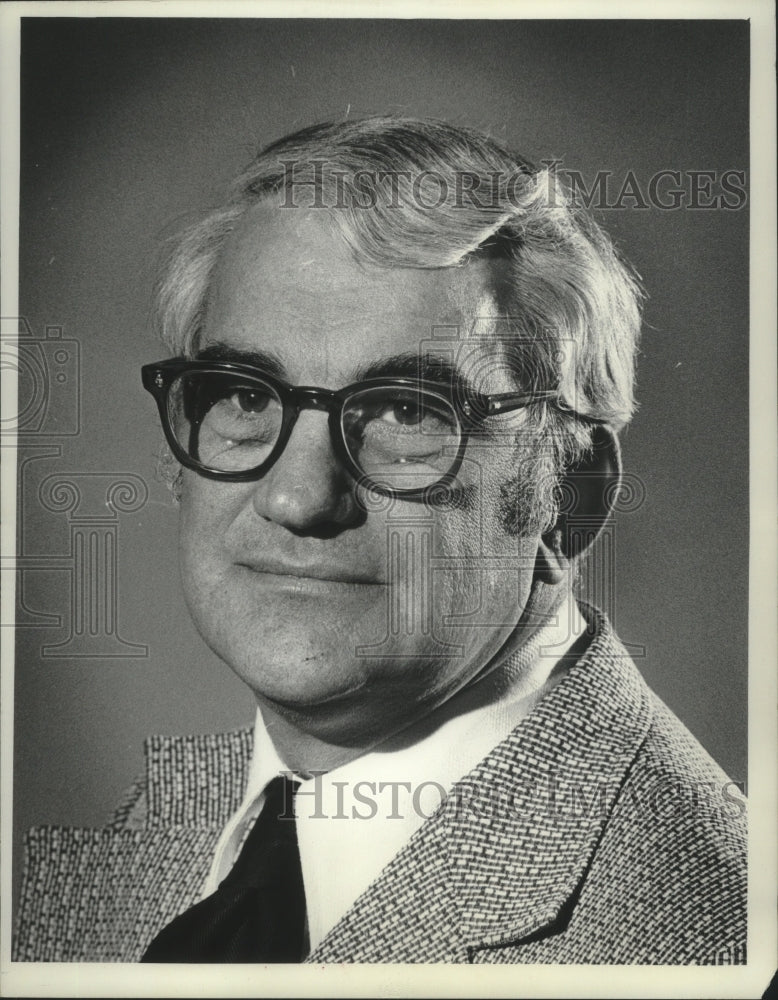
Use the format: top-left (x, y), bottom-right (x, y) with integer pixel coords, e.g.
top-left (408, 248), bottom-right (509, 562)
top-left (202, 596), bottom-right (586, 951)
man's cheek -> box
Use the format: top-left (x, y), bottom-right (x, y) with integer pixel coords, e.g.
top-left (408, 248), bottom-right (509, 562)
top-left (178, 476), bottom-right (237, 555)
top-left (179, 471), bottom-right (217, 517)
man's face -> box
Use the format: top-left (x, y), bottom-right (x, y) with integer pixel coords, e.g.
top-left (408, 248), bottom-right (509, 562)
top-left (178, 201), bottom-right (545, 747)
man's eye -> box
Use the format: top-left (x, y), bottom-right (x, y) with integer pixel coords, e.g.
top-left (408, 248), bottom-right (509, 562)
top-left (383, 400), bottom-right (423, 426)
top-left (229, 387), bottom-right (271, 413)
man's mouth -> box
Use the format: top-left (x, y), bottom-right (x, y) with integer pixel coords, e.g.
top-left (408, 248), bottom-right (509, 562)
top-left (236, 559), bottom-right (386, 587)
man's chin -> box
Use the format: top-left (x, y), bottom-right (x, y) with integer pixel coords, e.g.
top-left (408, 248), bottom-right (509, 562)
top-left (220, 628), bottom-right (374, 709)
top-left (253, 670), bottom-right (369, 711)
top-left (249, 673), bottom-right (392, 750)
top-left (229, 642), bottom-right (440, 745)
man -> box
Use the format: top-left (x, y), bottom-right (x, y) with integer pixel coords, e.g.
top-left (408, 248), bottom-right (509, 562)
top-left (14, 116), bottom-right (746, 964)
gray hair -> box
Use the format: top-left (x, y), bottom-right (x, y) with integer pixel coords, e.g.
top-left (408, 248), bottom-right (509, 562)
top-left (154, 116), bottom-right (643, 532)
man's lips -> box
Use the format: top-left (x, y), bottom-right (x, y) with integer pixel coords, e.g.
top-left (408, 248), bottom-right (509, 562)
top-left (236, 559), bottom-right (386, 586)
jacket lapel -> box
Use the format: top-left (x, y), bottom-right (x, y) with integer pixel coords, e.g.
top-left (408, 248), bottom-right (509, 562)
top-left (308, 611), bottom-right (653, 962)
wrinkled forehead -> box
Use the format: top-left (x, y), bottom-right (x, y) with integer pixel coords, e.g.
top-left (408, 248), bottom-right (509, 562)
top-left (201, 200), bottom-right (518, 392)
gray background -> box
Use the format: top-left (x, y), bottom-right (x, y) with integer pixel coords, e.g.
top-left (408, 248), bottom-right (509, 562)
top-left (13, 18), bottom-right (749, 908)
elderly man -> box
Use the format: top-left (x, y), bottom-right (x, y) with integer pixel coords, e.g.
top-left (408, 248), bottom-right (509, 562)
top-left (14, 117), bottom-right (745, 964)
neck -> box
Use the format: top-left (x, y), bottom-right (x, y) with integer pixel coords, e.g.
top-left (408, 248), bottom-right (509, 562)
top-left (252, 705), bottom-right (363, 775)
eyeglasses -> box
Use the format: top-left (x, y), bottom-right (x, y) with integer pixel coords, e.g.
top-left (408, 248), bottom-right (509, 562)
top-left (141, 358), bottom-right (573, 499)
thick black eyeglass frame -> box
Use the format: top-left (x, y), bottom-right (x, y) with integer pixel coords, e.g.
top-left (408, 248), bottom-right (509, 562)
top-left (142, 357), bottom-right (582, 499)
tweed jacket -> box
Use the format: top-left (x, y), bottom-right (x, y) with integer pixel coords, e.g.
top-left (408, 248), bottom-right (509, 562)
top-left (14, 609), bottom-right (746, 964)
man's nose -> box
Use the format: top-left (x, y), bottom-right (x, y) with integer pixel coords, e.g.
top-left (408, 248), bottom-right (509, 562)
top-left (250, 409), bottom-right (360, 531)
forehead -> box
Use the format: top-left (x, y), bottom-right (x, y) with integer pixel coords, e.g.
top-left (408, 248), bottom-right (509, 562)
top-left (201, 201), bottom-right (506, 385)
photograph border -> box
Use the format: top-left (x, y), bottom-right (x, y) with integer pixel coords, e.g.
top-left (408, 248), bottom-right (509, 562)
top-left (1, 1), bottom-right (775, 996)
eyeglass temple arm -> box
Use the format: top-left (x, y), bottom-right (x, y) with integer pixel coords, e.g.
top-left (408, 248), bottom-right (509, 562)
top-left (485, 390), bottom-right (609, 424)
top-left (485, 389), bottom-right (562, 414)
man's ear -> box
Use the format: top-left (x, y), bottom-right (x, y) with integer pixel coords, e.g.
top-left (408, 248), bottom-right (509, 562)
top-left (538, 424), bottom-right (623, 576)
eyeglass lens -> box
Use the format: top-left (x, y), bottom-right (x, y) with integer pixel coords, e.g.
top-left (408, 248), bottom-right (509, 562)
top-left (167, 371), bottom-right (463, 490)
top-left (341, 385), bottom-right (461, 490)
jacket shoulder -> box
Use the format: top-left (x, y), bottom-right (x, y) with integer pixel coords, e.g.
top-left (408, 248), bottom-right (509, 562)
top-left (13, 825), bottom-right (223, 961)
top-left (108, 777), bottom-right (148, 830)
top-left (585, 698), bottom-right (746, 962)
top-left (13, 726), bottom-right (254, 962)
top-left (503, 691), bottom-right (746, 964)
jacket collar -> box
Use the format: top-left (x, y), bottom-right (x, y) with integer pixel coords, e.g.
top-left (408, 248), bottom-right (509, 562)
top-left (142, 726), bottom-right (254, 828)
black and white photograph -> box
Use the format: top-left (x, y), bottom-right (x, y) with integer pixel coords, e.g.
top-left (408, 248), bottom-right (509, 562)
top-left (1, 2), bottom-right (775, 996)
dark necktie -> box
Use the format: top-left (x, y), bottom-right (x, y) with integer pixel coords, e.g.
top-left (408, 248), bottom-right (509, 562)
top-left (141, 775), bottom-right (307, 962)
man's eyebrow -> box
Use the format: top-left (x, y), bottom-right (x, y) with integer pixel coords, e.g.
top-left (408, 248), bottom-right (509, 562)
top-left (195, 342), bottom-right (287, 380)
top-left (194, 345), bottom-right (483, 394)
top-left (353, 353), bottom-right (478, 394)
